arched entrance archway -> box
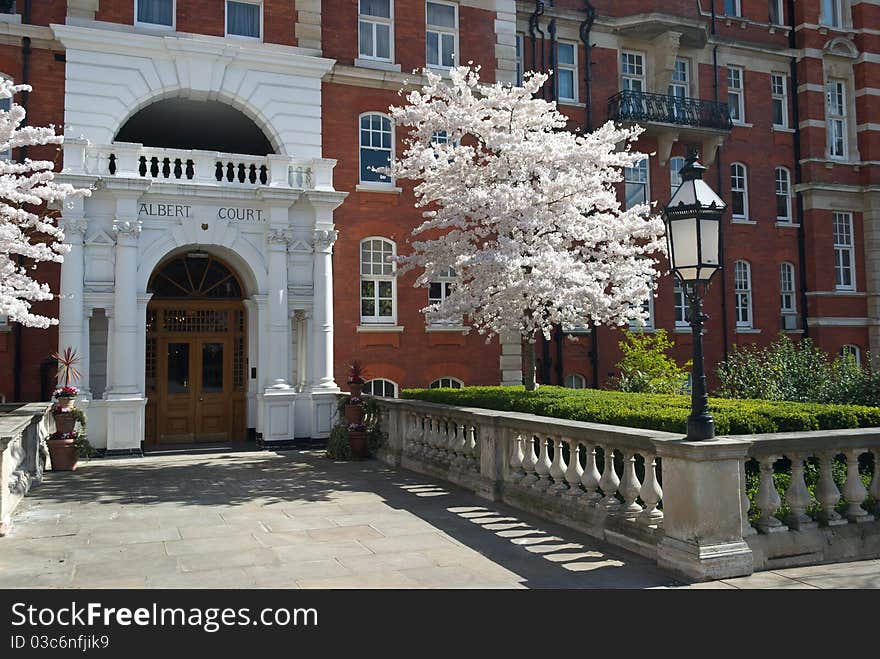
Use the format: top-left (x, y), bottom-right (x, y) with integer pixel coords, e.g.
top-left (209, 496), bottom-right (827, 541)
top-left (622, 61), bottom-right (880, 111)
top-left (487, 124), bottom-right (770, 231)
top-left (145, 252), bottom-right (248, 444)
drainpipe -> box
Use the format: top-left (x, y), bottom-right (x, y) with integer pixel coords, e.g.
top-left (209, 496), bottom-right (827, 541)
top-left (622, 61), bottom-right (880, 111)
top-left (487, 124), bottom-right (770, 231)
top-left (788, 0), bottom-right (809, 336)
top-left (528, 2), bottom-right (544, 80)
top-left (548, 19), bottom-right (557, 101)
top-left (579, 1), bottom-right (596, 131)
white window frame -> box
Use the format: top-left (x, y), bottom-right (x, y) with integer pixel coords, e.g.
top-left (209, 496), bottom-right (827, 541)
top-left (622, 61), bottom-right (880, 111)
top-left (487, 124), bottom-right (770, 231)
top-left (730, 162), bottom-right (749, 220)
top-left (821, 0), bottom-right (843, 28)
top-left (735, 261), bottom-right (753, 328)
top-left (358, 0), bottom-right (394, 63)
top-left (826, 79), bottom-right (847, 160)
top-left (833, 211), bottom-right (856, 291)
top-left (673, 279), bottom-right (689, 329)
top-left (780, 262), bottom-right (797, 314)
top-left (425, 0), bottom-right (458, 70)
top-left (429, 377), bottom-right (463, 389)
top-left (135, 0), bottom-right (175, 29)
top-left (364, 379), bottom-right (398, 398)
top-left (620, 50), bottom-right (646, 93)
top-left (556, 41), bottom-right (578, 103)
top-left (727, 66), bottom-right (745, 124)
top-left (564, 374), bottom-right (586, 390)
top-left (841, 344), bottom-right (861, 367)
top-left (769, 0), bottom-right (784, 25)
top-left (669, 156), bottom-right (685, 198)
top-left (225, 0), bottom-right (262, 41)
top-left (359, 112), bottom-right (394, 186)
top-left (629, 293), bottom-right (655, 331)
top-left (625, 157), bottom-right (649, 210)
top-left (360, 237), bottom-right (397, 324)
top-left (724, 0), bottom-right (742, 17)
top-left (775, 167), bottom-right (792, 223)
top-left (771, 72), bottom-right (788, 128)
top-left (427, 267), bottom-right (456, 325)
top-left (0, 73), bottom-right (11, 161)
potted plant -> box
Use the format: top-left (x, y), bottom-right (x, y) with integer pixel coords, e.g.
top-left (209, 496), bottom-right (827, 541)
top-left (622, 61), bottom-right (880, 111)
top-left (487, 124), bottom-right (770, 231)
top-left (348, 422), bottom-right (368, 459)
top-left (48, 348), bottom-right (85, 471)
top-left (347, 360), bottom-right (367, 398)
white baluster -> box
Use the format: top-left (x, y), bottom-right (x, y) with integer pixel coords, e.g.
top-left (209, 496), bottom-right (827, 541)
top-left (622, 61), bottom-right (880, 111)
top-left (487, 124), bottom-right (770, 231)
top-left (785, 454), bottom-right (816, 530)
top-left (455, 420), bottom-right (468, 469)
top-left (466, 424), bottom-right (479, 472)
top-left (619, 451), bottom-right (643, 519)
top-left (439, 417), bottom-right (451, 464)
top-left (638, 453), bottom-right (663, 526)
top-left (741, 459), bottom-right (756, 536)
top-left (843, 449), bottom-right (873, 523)
top-left (816, 451), bottom-right (846, 526)
top-left (509, 430), bottom-right (525, 483)
top-left (756, 455), bottom-right (787, 533)
top-left (580, 445), bottom-right (602, 504)
top-left (520, 435), bottom-right (538, 487)
top-left (533, 437), bottom-right (553, 491)
top-left (548, 436), bottom-right (568, 495)
top-left (598, 447), bottom-right (621, 512)
top-left (563, 439), bottom-right (584, 498)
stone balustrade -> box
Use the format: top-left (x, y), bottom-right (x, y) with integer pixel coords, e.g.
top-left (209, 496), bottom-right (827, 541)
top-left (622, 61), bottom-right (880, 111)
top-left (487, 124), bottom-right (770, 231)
top-left (374, 397), bottom-right (880, 581)
top-left (73, 141), bottom-right (334, 191)
top-left (0, 403), bottom-right (52, 536)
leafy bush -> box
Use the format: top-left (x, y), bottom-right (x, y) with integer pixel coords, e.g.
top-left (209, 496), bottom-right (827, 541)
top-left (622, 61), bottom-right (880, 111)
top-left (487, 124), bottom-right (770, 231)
top-left (325, 395), bottom-right (385, 460)
top-left (402, 385), bottom-right (880, 435)
top-left (716, 334), bottom-right (880, 406)
top-left (73, 432), bottom-right (97, 458)
top-left (613, 329), bottom-right (691, 394)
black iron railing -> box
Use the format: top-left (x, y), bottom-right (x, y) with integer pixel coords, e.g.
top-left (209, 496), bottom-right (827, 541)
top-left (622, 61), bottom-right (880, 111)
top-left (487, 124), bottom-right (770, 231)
top-left (608, 90), bottom-right (733, 131)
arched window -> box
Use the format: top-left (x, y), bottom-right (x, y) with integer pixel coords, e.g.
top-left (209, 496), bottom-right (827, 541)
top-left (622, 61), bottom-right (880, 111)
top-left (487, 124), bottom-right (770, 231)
top-left (775, 167), bottom-right (791, 223)
top-left (360, 238), bottom-right (396, 324)
top-left (780, 262), bottom-right (797, 329)
top-left (840, 344), bottom-right (861, 367)
top-left (735, 260), bottom-right (753, 328)
top-left (429, 377), bottom-right (463, 389)
top-left (730, 163), bottom-right (748, 220)
top-left (364, 378), bottom-right (397, 397)
top-left (669, 156), bottom-right (685, 197)
top-left (564, 374), bottom-right (586, 389)
top-left (359, 112), bottom-right (393, 184)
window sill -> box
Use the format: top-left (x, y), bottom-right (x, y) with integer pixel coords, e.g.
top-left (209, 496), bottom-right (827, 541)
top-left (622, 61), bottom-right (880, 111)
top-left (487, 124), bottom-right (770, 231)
top-left (426, 325), bottom-right (467, 333)
top-left (558, 100), bottom-right (586, 108)
top-left (731, 218), bottom-right (757, 225)
top-left (628, 327), bottom-right (657, 333)
top-left (226, 34), bottom-right (263, 43)
top-left (731, 122), bottom-right (753, 129)
top-left (354, 58), bottom-right (402, 73)
top-left (356, 184), bottom-right (402, 194)
top-left (674, 326), bottom-right (690, 334)
top-left (357, 324), bottom-right (404, 333)
top-left (783, 329), bottom-right (805, 334)
top-left (736, 327), bottom-right (761, 334)
top-left (772, 125), bottom-right (795, 133)
top-left (775, 221), bottom-right (800, 228)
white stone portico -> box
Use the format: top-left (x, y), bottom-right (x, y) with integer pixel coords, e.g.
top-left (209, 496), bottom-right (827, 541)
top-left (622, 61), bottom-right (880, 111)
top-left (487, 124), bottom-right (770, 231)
top-left (53, 24), bottom-right (346, 451)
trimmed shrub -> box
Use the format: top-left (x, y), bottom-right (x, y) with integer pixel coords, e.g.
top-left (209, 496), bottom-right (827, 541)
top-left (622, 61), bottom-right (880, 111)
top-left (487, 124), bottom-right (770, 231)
top-left (613, 329), bottom-right (691, 395)
top-left (402, 386), bottom-right (880, 435)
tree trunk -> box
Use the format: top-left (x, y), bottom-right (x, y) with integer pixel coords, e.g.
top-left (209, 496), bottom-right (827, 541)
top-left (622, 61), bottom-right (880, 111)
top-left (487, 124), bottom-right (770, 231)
top-left (523, 340), bottom-right (537, 391)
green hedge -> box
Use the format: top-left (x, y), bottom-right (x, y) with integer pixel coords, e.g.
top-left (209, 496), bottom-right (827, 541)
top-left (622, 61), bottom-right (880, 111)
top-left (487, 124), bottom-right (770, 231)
top-left (401, 386), bottom-right (880, 435)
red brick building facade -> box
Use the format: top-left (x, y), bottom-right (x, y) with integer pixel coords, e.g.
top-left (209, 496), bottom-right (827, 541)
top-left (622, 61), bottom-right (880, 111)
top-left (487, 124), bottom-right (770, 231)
top-left (0, 1), bottom-right (877, 412)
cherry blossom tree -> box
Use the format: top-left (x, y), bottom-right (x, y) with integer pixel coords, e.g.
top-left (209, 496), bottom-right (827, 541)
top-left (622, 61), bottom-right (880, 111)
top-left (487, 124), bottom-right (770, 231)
top-left (0, 78), bottom-right (89, 328)
top-left (388, 66), bottom-right (666, 390)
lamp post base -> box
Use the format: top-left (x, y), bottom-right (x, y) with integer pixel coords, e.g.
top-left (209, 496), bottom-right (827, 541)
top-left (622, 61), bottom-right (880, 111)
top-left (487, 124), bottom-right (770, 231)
top-left (687, 415), bottom-right (715, 441)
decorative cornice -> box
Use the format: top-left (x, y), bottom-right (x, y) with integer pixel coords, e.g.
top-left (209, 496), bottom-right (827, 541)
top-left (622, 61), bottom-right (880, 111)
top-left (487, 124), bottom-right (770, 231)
top-left (267, 228), bottom-right (290, 246)
top-left (112, 219), bottom-right (142, 243)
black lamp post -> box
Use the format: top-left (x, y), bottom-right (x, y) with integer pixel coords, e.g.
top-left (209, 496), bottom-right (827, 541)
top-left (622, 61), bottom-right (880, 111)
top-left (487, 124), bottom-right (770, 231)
top-left (663, 152), bottom-right (726, 441)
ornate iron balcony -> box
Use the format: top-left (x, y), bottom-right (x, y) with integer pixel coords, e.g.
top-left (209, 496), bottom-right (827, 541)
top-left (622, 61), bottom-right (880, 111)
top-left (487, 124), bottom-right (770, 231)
top-left (608, 90), bottom-right (733, 131)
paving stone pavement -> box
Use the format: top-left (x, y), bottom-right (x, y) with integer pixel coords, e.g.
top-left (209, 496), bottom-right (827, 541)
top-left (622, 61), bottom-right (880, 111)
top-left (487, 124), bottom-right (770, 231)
top-left (1, 449), bottom-right (877, 589)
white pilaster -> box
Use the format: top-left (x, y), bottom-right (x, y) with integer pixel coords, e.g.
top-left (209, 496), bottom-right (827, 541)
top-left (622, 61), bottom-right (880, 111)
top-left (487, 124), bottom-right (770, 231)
top-left (266, 227), bottom-right (292, 389)
top-left (58, 211), bottom-right (88, 394)
top-left (311, 228), bottom-right (339, 391)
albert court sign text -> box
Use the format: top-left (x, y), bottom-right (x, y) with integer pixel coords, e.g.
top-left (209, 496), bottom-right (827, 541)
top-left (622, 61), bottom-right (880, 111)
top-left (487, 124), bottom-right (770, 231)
top-left (138, 202), bottom-right (265, 222)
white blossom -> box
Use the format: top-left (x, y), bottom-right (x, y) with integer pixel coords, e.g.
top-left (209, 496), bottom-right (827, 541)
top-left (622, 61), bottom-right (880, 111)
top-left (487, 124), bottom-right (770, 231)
top-left (0, 78), bottom-right (90, 328)
top-left (388, 66), bottom-right (666, 350)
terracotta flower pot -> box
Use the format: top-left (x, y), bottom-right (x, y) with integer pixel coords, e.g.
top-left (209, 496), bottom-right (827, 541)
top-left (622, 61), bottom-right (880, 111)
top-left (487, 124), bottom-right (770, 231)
top-left (348, 430), bottom-right (367, 460)
top-left (47, 436), bottom-right (78, 471)
top-left (52, 410), bottom-right (76, 435)
top-left (345, 403), bottom-right (363, 425)
top-left (55, 395), bottom-right (75, 411)
top-left (349, 382), bottom-right (364, 398)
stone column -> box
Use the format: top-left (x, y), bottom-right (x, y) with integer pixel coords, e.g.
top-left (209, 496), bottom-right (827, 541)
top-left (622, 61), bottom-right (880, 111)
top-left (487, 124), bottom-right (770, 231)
top-left (312, 229), bottom-right (339, 390)
top-left (108, 219), bottom-right (141, 395)
top-left (266, 228), bottom-right (291, 389)
top-left (79, 307), bottom-right (92, 397)
top-left (654, 436), bottom-right (755, 582)
top-left (58, 217), bottom-right (88, 393)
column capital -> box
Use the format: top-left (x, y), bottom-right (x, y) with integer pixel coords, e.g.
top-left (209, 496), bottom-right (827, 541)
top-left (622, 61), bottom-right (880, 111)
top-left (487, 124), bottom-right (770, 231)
top-left (267, 228), bottom-right (289, 248)
top-left (312, 228), bottom-right (338, 252)
top-left (61, 219), bottom-right (88, 241)
top-left (112, 219), bottom-right (142, 244)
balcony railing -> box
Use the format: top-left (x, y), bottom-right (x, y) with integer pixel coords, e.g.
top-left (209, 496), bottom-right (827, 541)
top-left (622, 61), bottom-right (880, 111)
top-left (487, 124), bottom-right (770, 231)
top-left (608, 90), bottom-right (733, 131)
top-left (62, 140), bottom-right (337, 192)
